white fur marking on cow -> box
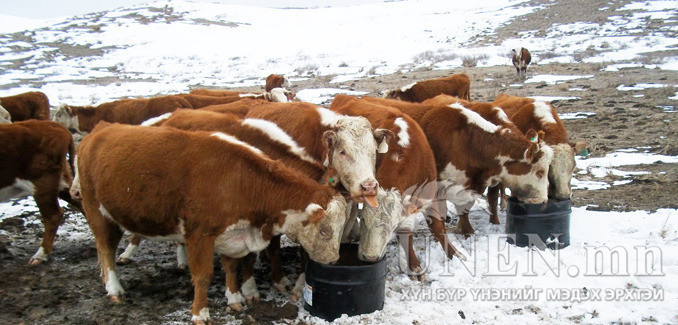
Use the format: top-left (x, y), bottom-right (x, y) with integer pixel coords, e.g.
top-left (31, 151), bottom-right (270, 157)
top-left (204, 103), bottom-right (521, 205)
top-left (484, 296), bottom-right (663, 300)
top-left (267, 88), bottom-right (289, 102)
top-left (0, 178), bottom-right (35, 202)
top-left (317, 107), bottom-right (341, 127)
top-left (278, 203), bottom-right (322, 235)
top-left (99, 204), bottom-right (113, 219)
top-left (493, 107), bottom-right (511, 124)
top-left (118, 243), bottom-right (139, 260)
top-left (439, 163), bottom-right (480, 206)
top-left (393, 117), bottom-right (410, 147)
top-left (226, 287), bottom-right (245, 305)
top-left (243, 118), bottom-right (320, 164)
top-left (449, 103), bottom-right (500, 133)
top-left (533, 101), bottom-right (557, 125)
top-left (0, 104), bottom-right (10, 123)
top-left (211, 132), bottom-right (264, 155)
top-left (141, 112), bottom-right (172, 126)
top-left (191, 308), bottom-right (210, 322)
top-left (292, 272), bottom-right (306, 299)
top-left (239, 93), bottom-right (261, 98)
top-left (215, 220), bottom-right (269, 258)
top-left (514, 47), bottom-right (523, 60)
top-left (31, 247), bottom-right (48, 261)
top-left (105, 269), bottom-right (125, 296)
top-left (241, 277), bottom-right (259, 299)
top-left (400, 82), bottom-right (417, 92)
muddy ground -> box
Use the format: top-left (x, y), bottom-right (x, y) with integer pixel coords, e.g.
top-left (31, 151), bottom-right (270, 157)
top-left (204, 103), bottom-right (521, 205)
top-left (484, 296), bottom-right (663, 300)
top-left (1, 0), bottom-right (677, 324)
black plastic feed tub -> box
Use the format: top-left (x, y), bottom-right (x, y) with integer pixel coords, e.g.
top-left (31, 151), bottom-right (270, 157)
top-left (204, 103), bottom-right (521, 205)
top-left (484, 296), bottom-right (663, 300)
top-left (303, 243), bottom-right (386, 321)
top-left (506, 197), bottom-right (571, 250)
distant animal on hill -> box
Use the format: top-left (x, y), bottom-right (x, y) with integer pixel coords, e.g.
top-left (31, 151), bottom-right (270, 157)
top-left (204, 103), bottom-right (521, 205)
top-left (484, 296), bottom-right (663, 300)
top-left (512, 47), bottom-right (531, 80)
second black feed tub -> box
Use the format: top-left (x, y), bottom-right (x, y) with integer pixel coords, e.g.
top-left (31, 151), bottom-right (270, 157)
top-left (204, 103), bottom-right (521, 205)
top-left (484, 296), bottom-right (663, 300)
top-left (303, 243), bottom-right (386, 321)
top-left (506, 197), bottom-right (572, 250)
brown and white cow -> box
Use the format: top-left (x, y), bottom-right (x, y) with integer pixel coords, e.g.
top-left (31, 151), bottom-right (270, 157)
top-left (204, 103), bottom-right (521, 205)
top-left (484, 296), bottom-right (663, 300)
top-left (374, 98), bottom-right (553, 236)
top-left (0, 91), bottom-right (51, 122)
top-left (76, 122), bottom-right (348, 324)
top-left (265, 74), bottom-right (296, 101)
top-left (331, 95), bottom-right (464, 278)
top-left (53, 95), bottom-right (192, 133)
top-left (0, 120), bottom-right (81, 264)
top-left (512, 47), bottom-right (531, 80)
top-left (265, 74), bottom-right (290, 92)
top-left (422, 95), bottom-right (524, 224)
top-left (136, 108), bottom-right (402, 299)
top-left (246, 101), bottom-right (389, 206)
top-left (493, 93), bottom-right (587, 201)
top-left (0, 104), bottom-right (11, 123)
top-left (383, 74), bottom-right (471, 102)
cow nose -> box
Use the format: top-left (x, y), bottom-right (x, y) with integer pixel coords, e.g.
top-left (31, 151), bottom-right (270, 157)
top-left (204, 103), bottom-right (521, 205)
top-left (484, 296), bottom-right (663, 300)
top-left (360, 253), bottom-right (379, 263)
top-left (360, 180), bottom-right (378, 195)
top-left (70, 188), bottom-right (81, 200)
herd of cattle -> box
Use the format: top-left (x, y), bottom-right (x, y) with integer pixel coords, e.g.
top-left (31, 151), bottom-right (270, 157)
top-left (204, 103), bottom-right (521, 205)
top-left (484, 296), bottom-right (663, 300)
top-left (1, 59), bottom-right (587, 323)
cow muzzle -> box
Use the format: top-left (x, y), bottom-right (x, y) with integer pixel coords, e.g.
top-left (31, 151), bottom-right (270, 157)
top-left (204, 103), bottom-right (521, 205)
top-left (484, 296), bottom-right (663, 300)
top-left (358, 180), bottom-right (379, 208)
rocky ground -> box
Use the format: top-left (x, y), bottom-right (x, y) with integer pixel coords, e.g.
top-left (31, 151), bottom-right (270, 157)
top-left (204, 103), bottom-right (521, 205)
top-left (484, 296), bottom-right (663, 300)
top-left (1, 0), bottom-right (676, 324)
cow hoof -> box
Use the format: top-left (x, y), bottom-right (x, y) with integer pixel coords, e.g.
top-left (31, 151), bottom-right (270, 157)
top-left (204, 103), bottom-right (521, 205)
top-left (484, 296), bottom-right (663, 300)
top-left (245, 296), bottom-right (260, 305)
top-left (28, 258), bottom-right (45, 265)
top-left (274, 277), bottom-right (291, 293)
top-left (192, 320), bottom-right (212, 325)
top-left (109, 295), bottom-right (123, 303)
top-left (452, 226), bottom-right (474, 238)
top-left (290, 293), bottom-right (299, 302)
top-left (408, 267), bottom-right (425, 281)
top-left (229, 303), bottom-right (243, 312)
top-left (116, 257), bottom-right (132, 265)
top-left (177, 264), bottom-right (188, 271)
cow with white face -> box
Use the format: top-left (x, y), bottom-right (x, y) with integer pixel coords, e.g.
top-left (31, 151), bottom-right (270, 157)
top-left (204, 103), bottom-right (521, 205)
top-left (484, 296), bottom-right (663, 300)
top-left (246, 102), bottom-right (389, 208)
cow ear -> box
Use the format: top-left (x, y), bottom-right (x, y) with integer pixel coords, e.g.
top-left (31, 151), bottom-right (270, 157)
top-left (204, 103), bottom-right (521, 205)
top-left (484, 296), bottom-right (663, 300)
top-left (374, 128), bottom-right (395, 153)
top-left (322, 130), bottom-right (338, 149)
top-left (302, 208), bottom-right (325, 227)
top-left (537, 130), bottom-right (546, 143)
top-left (571, 141), bottom-right (589, 156)
top-left (525, 129), bottom-right (538, 143)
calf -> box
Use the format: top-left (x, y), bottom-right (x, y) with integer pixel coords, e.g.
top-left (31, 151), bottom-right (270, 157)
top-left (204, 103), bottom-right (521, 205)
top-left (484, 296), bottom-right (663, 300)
top-left (493, 93), bottom-right (587, 201)
top-left (53, 95), bottom-right (193, 133)
top-left (512, 47), bottom-right (531, 80)
top-left (265, 74), bottom-right (290, 92)
top-left (76, 122), bottom-right (348, 324)
top-left (385, 99), bottom-right (554, 236)
top-left (383, 74), bottom-right (471, 102)
top-left (0, 120), bottom-right (81, 264)
top-left (0, 91), bottom-right (50, 122)
top-left (331, 95), bottom-right (464, 278)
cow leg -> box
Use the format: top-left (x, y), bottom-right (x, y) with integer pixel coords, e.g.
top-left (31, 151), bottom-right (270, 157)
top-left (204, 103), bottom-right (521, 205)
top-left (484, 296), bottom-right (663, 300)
top-left (241, 253), bottom-right (260, 304)
top-left (291, 249), bottom-right (307, 302)
top-left (266, 235), bottom-right (290, 292)
top-left (452, 201), bottom-right (475, 237)
top-left (397, 228), bottom-right (424, 281)
top-left (117, 234), bottom-right (143, 265)
top-left (29, 176), bottom-right (65, 264)
top-left (185, 233), bottom-right (216, 324)
top-left (487, 185), bottom-right (500, 225)
top-left (219, 255), bottom-right (244, 311)
top-left (81, 200), bottom-right (125, 302)
top-left (176, 243), bottom-right (188, 270)
top-left (425, 202), bottom-right (466, 261)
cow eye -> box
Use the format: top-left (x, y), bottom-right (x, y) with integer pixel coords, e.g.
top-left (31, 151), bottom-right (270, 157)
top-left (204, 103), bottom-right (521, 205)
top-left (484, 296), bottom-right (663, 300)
top-left (319, 226), bottom-right (332, 238)
top-left (339, 150), bottom-right (346, 156)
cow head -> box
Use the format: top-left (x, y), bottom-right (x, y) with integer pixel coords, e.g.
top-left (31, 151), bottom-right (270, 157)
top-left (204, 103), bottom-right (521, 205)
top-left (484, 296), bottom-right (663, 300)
top-left (266, 88), bottom-right (290, 102)
top-left (499, 130), bottom-right (554, 204)
top-left (284, 195), bottom-right (348, 264)
top-left (382, 90), bottom-right (399, 99)
top-left (0, 103), bottom-right (10, 124)
top-left (358, 189), bottom-right (404, 262)
top-left (322, 116), bottom-right (394, 208)
top-left (53, 104), bottom-right (80, 132)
